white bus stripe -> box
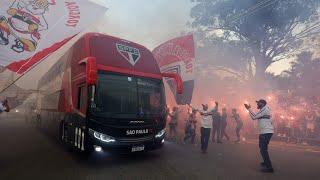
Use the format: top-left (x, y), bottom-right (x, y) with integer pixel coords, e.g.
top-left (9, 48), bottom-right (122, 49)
top-left (81, 132), bottom-right (85, 151)
top-left (78, 129), bottom-right (81, 149)
top-left (74, 128), bottom-right (78, 147)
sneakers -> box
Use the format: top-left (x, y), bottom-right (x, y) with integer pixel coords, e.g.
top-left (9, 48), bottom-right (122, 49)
top-left (260, 162), bottom-right (266, 167)
top-left (260, 167), bottom-right (274, 173)
top-left (260, 163), bottom-right (274, 173)
top-left (201, 149), bottom-right (207, 154)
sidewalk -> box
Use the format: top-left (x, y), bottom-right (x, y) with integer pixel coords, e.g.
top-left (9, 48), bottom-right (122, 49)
top-left (244, 138), bottom-right (320, 154)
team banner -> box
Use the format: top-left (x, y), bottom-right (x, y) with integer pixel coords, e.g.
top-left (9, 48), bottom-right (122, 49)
top-left (0, 0), bottom-right (107, 73)
top-left (0, 0), bottom-right (107, 108)
top-left (153, 34), bottom-right (195, 105)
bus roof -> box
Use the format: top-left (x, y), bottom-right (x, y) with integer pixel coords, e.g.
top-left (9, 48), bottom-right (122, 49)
top-left (83, 33), bottom-right (161, 76)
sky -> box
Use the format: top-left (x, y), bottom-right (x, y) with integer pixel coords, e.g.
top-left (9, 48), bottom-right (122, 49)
top-left (91, 0), bottom-right (289, 75)
top-left (93, 0), bottom-right (194, 49)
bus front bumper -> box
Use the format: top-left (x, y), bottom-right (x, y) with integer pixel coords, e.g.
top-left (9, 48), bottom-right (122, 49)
top-left (88, 131), bottom-right (165, 153)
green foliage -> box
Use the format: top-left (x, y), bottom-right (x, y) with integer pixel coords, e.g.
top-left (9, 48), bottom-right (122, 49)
top-left (191, 0), bottom-right (320, 77)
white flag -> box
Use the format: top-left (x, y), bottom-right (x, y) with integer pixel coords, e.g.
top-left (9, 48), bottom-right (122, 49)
top-left (0, 0), bottom-right (107, 73)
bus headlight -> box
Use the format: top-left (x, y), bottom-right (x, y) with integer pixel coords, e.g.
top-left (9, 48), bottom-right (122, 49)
top-left (155, 129), bottom-right (166, 138)
top-left (89, 129), bottom-right (116, 143)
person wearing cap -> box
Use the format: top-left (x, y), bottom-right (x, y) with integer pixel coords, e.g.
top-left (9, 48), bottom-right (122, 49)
top-left (0, 99), bottom-right (10, 113)
top-left (244, 99), bottom-right (274, 173)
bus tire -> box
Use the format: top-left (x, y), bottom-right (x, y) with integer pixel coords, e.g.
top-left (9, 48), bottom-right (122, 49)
top-left (60, 122), bottom-right (74, 152)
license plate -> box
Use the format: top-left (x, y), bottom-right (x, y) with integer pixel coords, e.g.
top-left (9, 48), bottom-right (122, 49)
top-left (131, 145), bottom-right (145, 152)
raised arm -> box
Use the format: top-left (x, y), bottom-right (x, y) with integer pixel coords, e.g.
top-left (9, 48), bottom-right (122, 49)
top-left (210, 102), bottom-right (218, 112)
top-left (188, 104), bottom-right (199, 112)
top-left (248, 108), bottom-right (270, 120)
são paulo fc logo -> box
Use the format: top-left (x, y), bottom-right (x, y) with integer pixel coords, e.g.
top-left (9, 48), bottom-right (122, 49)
top-left (116, 43), bottom-right (141, 66)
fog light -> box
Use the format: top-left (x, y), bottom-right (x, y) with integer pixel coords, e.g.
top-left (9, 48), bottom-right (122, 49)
top-left (94, 145), bottom-right (102, 152)
top-left (155, 129), bottom-right (166, 138)
top-left (161, 139), bottom-right (165, 144)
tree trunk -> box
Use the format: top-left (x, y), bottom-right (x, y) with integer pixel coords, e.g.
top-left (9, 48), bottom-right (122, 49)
top-left (254, 54), bottom-right (268, 81)
top-left (252, 53), bottom-right (271, 95)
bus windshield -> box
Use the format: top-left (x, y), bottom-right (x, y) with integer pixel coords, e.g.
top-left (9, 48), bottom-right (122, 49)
top-left (91, 72), bottom-right (165, 118)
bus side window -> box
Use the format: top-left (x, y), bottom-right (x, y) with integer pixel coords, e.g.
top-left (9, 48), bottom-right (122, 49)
top-left (77, 85), bottom-right (86, 113)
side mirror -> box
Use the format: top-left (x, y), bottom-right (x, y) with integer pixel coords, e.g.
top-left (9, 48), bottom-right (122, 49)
top-left (161, 73), bottom-right (183, 94)
top-left (79, 57), bottom-right (97, 86)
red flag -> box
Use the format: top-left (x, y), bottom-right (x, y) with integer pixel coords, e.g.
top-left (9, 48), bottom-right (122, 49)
top-left (153, 34), bottom-right (195, 104)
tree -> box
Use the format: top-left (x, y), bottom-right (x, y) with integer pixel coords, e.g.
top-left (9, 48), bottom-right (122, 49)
top-left (191, 0), bottom-right (320, 80)
top-left (286, 51), bottom-right (320, 95)
top-left (194, 31), bottom-right (255, 82)
top-left (268, 51), bottom-right (320, 98)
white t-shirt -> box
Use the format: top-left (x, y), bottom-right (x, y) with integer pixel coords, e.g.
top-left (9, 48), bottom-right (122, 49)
top-left (199, 110), bottom-right (213, 129)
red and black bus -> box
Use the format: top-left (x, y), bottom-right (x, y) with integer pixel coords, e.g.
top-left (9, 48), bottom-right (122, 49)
top-left (36, 33), bottom-right (182, 154)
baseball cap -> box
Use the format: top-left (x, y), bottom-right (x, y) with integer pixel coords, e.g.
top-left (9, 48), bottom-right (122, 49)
top-left (256, 99), bottom-right (267, 105)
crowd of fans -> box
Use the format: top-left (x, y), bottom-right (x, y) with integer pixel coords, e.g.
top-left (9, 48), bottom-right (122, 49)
top-left (165, 94), bottom-right (320, 146)
top-left (272, 94), bottom-right (320, 144)
top-left (165, 103), bottom-right (247, 145)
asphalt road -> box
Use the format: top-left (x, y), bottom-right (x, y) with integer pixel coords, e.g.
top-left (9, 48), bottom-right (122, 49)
top-left (1, 114), bottom-right (320, 180)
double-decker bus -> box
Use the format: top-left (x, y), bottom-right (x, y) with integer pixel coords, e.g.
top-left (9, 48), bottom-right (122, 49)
top-left (36, 33), bottom-right (182, 154)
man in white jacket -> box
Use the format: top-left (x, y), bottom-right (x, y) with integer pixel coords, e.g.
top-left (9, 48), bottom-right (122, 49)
top-left (245, 99), bottom-right (274, 173)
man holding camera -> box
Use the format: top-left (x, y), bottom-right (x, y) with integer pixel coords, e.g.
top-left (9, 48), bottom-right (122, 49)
top-left (244, 99), bottom-right (274, 173)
